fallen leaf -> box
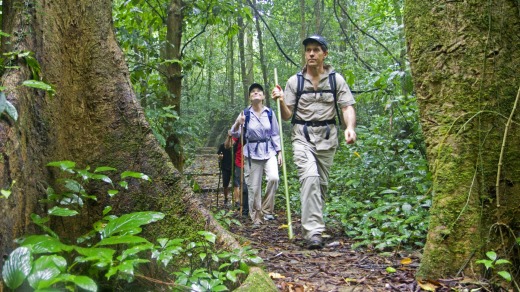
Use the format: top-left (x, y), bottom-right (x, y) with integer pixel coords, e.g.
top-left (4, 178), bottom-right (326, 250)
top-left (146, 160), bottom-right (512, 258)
top-left (418, 280), bottom-right (439, 291)
top-left (386, 266), bottom-right (397, 273)
top-left (269, 272), bottom-right (286, 279)
top-left (278, 224), bottom-right (289, 229)
top-left (400, 257), bottom-right (413, 265)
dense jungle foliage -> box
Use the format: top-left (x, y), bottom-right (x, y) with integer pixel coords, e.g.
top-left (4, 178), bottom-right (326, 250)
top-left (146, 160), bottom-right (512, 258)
top-left (111, 0), bottom-right (432, 251)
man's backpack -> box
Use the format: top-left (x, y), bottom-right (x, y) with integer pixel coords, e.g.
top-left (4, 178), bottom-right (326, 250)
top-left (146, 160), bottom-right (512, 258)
top-left (292, 71), bottom-right (342, 126)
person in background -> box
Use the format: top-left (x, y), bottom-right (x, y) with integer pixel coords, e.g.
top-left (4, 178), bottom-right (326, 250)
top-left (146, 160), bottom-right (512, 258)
top-left (232, 136), bottom-right (249, 216)
top-left (271, 35), bottom-right (357, 249)
top-left (217, 131), bottom-right (234, 205)
top-left (231, 83), bottom-right (282, 227)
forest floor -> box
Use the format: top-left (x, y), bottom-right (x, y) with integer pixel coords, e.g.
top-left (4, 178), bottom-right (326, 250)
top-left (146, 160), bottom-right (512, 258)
top-left (202, 195), bottom-right (491, 292)
top-left (191, 148), bottom-right (495, 292)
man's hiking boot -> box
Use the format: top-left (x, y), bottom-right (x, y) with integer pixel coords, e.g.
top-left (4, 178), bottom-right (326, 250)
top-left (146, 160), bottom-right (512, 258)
top-left (307, 235), bottom-right (323, 250)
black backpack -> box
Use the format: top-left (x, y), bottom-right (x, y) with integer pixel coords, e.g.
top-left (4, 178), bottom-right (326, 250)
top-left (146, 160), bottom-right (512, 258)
top-left (292, 71), bottom-right (342, 126)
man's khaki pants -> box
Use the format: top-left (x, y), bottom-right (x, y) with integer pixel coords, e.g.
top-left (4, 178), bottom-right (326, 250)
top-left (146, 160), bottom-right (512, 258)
top-left (293, 143), bottom-right (335, 240)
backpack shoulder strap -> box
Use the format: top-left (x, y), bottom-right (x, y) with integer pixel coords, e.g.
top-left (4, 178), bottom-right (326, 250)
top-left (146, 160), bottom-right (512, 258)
top-left (243, 106), bottom-right (251, 136)
top-left (328, 71), bottom-right (342, 126)
top-left (292, 72), bottom-right (304, 124)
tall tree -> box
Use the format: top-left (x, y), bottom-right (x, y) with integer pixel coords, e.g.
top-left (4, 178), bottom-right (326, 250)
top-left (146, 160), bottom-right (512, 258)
top-left (163, 0), bottom-right (185, 171)
top-left (404, 0), bottom-right (520, 283)
top-left (252, 0), bottom-right (270, 107)
top-left (227, 33), bottom-right (236, 103)
top-left (300, 0), bottom-right (306, 65)
top-left (0, 1), bottom-right (275, 288)
top-left (206, 32), bottom-right (214, 101)
top-left (237, 7), bottom-right (249, 103)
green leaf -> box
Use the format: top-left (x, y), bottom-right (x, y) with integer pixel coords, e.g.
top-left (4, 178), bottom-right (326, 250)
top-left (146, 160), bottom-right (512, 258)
top-left (379, 189), bottom-right (399, 195)
top-left (486, 251), bottom-right (497, 261)
top-left (192, 180), bottom-right (201, 191)
top-left (386, 266), bottom-right (397, 273)
top-left (226, 270), bottom-right (237, 282)
top-left (103, 206), bottom-right (112, 216)
top-left (46, 161), bottom-right (76, 172)
top-left (0, 91), bottom-right (7, 113)
top-left (91, 174), bottom-right (113, 184)
top-left (2, 247), bottom-right (32, 289)
top-left (17, 235), bottom-right (73, 254)
top-left (497, 270), bottom-right (511, 282)
top-left (62, 179), bottom-right (84, 193)
top-left (74, 246), bottom-right (115, 262)
top-left (121, 171), bottom-right (151, 181)
top-left (27, 255), bottom-right (66, 289)
top-left (48, 206), bottom-right (79, 217)
top-left (119, 181), bottom-right (128, 189)
top-left (1, 188), bottom-right (11, 199)
top-left (108, 189), bottom-right (119, 197)
top-left (495, 259), bottom-right (511, 265)
top-left (121, 243), bottom-right (154, 260)
top-left (94, 166), bottom-right (117, 173)
top-left (96, 235), bottom-right (150, 246)
top-left (199, 253), bottom-right (207, 261)
top-left (4, 99), bottom-right (18, 121)
top-left (476, 259), bottom-right (493, 270)
top-left (101, 211), bottom-right (164, 237)
top-left (42, 274), bottom-right (97, 292)
top-left (198, 231), bottom-right (216, 244)
top-left (22, 80), bottom-right (56, 95)
top-left (70, 275), bottom-right (97, 291)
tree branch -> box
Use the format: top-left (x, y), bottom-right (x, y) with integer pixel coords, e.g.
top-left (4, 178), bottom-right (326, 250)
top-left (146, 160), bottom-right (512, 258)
top-left (181, 22), bottom-right (208, 57)
top-left (336, 0), bottom-right (401, 66)
top-left (333, 0), bottom-right (374, 72)
top-left (245, 0), bottom-right (299, 67)
top-left (144, 0), bottom-right (166, 23)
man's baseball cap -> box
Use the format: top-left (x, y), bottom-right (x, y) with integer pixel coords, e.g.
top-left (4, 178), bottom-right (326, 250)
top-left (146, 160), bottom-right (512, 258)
top-left (302, 35), bottom-right (328, 51)
top-left (248, 83), bottom-right (264, 94)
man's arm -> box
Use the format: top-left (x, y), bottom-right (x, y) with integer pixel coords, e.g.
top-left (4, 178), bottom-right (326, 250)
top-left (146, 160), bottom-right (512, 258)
top-left (342, 105), bottom-right (357, 144)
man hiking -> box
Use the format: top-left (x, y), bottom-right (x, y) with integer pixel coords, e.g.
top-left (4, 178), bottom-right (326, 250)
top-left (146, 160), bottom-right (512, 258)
top-left (271, 35), bottom-right (357, 249)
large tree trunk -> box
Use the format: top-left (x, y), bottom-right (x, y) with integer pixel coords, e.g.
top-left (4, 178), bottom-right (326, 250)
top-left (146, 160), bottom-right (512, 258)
top-left (404, 0), bottom-right (520, 283)
top-left (0, 0), bottom-right (274, 289)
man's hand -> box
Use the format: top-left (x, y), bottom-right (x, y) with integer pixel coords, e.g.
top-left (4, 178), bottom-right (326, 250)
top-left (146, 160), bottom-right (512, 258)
top-left (344, 128), bottom-right (356, 144)
top-left (271, 85), bottom-right (284, 101)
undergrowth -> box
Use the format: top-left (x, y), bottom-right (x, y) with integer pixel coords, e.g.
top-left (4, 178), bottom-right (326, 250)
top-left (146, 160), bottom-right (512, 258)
top-left (1, 161), bottom-right (261, 291)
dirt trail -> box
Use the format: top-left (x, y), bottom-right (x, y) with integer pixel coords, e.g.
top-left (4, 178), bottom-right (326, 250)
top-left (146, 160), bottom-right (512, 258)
top-left (190, 148), bottom-right (480, 292)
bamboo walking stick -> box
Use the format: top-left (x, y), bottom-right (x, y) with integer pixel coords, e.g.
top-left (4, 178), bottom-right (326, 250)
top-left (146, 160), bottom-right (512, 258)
top-left (275, 69), bottom-right (294, 240)
top-left (240, 124), bottom-right (244, 216)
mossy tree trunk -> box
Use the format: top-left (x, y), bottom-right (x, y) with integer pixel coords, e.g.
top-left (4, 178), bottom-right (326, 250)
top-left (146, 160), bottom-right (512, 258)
top-left (0, 0), bottom-right (260, 285)
top-left (404, 0), bottom-right (520, 283)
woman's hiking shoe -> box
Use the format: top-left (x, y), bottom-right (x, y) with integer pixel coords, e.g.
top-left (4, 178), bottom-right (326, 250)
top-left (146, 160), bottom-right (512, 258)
top-left (307, 235), bottom-right (323, 250)
top-left (263, 214), bottom-right (275, 221)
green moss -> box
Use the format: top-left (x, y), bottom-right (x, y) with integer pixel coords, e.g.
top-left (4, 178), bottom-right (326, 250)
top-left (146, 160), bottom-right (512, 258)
top-left (234, 267), bottom-right (278, 292)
